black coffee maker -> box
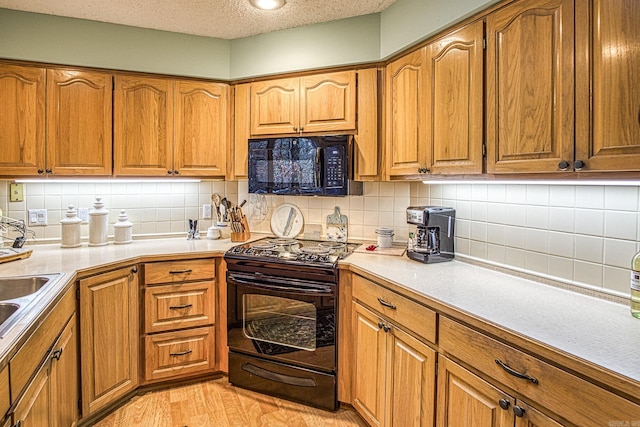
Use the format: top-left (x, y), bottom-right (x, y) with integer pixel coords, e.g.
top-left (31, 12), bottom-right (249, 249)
top-left (406, 206), bottom-right (455, 263)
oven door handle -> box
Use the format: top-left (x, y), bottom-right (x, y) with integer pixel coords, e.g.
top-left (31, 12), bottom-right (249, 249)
top-left (228, 276), bottom-right (333, 295)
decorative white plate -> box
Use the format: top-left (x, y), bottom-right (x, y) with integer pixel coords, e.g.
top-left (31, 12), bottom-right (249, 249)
top-left (270, 204), bottom-right (304, 238)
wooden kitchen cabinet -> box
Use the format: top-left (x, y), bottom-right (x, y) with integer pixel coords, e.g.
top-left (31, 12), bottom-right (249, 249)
top-left (437, 356), bottom-right (561, 427)
top-left (0, 366), bottom-right (8, 426)
top-left (232, 83), bottom-right (251, 179)
top-left (0, 63), bottom-right (45, 176)
top-left (385, 48), bottom-right (428, 178)
top-left (249, 71), bottom-right (356, 136)
top-left (79, 265), bottom-right (139, 416)
top-left (574, 0), bottom-right (640, 172)
top-left (485, 0), bottom-right (575, 174)
top-left (439, 316), bottom-right (640, 426)
top-left (0, 63), bottom-right (112, 177)
top-left (9, 287), bottom-right (78, 427)
top-left (142, 259), bottom-right (216, 383)
top-left (425, 20), bottom-right (484, 175)
top-left (46, 68), bottom-right (112, 176)
top-left (350, 274), bottom-right (437, 427)
top-left (114, 76), bottom-right (229, 177)
top-left (353, 67), bottom-right (380, 181)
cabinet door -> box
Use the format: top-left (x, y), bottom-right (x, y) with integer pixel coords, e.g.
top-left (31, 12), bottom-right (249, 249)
top-left (386, 48), bottom-right (428, 177)
top-left (437, 356), bottom-right (513, 427)
top-left (514, 401), bottom-right (564, 427)
top-left (386, 326), bottom-right (436, 427)
top-left (114, 76), bottom-right (173, 176)
top-left (46, 69), bottom-right (112, 176)
top-left (0, 64), bottom-right (45, 176)
top-left (426, 21), bottom-right (484, 175)
top-left (80, 266), bottom-right (139, 416)
top-left (354, 68), bottom-right (380, 180)
top-left (486, 0), bottom-right (574, 173)
top-left (575, 0), bottom-right (640, 171)
top-left (352, 303), bottom-right (386, 427)
top-left (250, 77), bottom-right (299, 135)
top-left (174, 80), bottom-right (228, 177)
top-left (50, 314), bottom-right (78, 427)
top-left (300, 71), bottom-right (356, 134)
top-left (12, 359), bottom-right (51, 427)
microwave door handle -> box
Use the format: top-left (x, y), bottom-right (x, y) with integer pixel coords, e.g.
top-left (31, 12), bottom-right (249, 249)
top-left (315, 147), bottom-right (322, 187)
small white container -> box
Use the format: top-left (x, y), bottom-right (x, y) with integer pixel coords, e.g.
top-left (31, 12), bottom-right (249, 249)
top-left (88, 197), bottom-right (109, 246)
top-left (375, 227), bottom-right (395, 248)
top-left (113, 209), bottom-right (133, 245)
top-left (217, 222), bottom-right (231, 239)
top-left (206, 225), bottom-right (221, 240)
top-left (60, 204), bottom-right (82, 248)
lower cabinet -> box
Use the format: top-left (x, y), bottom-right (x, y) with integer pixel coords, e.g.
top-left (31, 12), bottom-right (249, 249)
top-left (437, 356), bottom-right (561, 427)
top-left (79, 265), bottom-right (139, 417)
top-left (9, 288), bottom-right (78, 427)
top-left (352, 302), bottom-right (436, 427)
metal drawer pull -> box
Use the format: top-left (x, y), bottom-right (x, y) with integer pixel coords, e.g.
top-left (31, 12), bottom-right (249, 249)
top-left (169, 304), bottom-right (193, 310)
top-left (377, 297), bottom-right (397, 310)
top-left (169, 269), bottom-right (192, 274)
top-left (495, 359), bottom-right (539, 384)
top-left (51, 348), bottom-right (63, 361)
top-left (170, 350), bottom-right (193, 357)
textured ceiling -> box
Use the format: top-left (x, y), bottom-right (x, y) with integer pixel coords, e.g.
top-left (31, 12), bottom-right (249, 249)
top-left (0, 0), bottom-right (397, 39)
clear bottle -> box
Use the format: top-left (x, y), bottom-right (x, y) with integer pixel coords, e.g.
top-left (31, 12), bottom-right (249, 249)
top-left (631, 250), bottom-right (640, 319)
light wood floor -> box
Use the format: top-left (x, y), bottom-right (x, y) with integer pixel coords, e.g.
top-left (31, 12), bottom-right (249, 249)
top-left (93, 377), bottom-right (367, 427)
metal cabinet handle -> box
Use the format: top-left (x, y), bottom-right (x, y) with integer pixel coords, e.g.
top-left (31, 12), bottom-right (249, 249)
top-left (513, 405), bottom-right (526, 417)
top-left (574, 160), bottom-right (585, 171)
top-left (169, 269), bottom-right (192, 274)
top-left (495, 359), bottom-right (539, 384)
top-left (51, 348), bottom-right (63, 361)
top-left (558, 160), bottom-right (570, 171)
top-left (377, 321), bottom-right (390, 332)
top-left (174, 170), bottom-right (180, 175)
top-left (170, 349), bottom-right (193, 357)
top-left (377, 297), bottom-right (397, 310)
top-left (293, 126), bottom-right (298, 132)
top-left (498, 398), bottom-right (510, 410)
top-left (131, 266), bottom-right (138, 274)
top-left (37, 169), bottom-right (44, 175)
top-left (169, 304), bottom-right (193, 310)
top-left (45, 168), bottom-right (52, 174)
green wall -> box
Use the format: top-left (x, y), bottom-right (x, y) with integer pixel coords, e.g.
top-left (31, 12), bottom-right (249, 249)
top-left (380, 0), bottom-right (501, 58)
top-left (0, 8), bottom-right (231, 79)
top-left (229, 14), bottom-right (380, 79)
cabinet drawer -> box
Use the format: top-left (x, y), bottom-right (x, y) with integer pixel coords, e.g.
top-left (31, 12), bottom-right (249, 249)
top-left (439, 316), bottom-right (640, 426)
top-left (144, 281), bottom-right (215, 334)
top-left (352, 274), bottom-right (436, 344)
top-left (144, 327), bottom-right (215, 381)
top-left (144, 259), bottom-right (214, 285)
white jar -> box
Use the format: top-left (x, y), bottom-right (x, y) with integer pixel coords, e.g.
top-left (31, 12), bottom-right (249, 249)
top-left (113, 209), bottom-right (133, 245)
top-left (60, 204), bottom-right (82, 248)
top-left (88, 197), bottom-right (109, 246)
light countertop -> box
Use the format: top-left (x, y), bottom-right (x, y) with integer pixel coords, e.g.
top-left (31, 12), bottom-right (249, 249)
top-left (0, 237), bottom-right (638, 398)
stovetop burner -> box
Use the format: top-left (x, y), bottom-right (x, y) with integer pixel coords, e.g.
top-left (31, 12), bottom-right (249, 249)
top-left (226, 237), bottom-right (358, 268)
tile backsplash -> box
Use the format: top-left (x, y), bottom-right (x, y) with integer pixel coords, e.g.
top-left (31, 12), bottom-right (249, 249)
top-left (2, 180), bottom-right (639, 299)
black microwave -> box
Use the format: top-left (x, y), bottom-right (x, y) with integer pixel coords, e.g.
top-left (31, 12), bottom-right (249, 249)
top-left (248, 135), bottom-right (363, 196)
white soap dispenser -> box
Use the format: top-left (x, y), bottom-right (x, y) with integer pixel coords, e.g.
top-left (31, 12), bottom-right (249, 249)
top-left (113, 209), bottom-right (133, 244)
top-left (88, 197), bottom-right (109, 246)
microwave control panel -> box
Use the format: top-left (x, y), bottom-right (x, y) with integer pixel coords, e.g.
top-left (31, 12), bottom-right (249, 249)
top-left (324, 146), bottom-right (345, 188)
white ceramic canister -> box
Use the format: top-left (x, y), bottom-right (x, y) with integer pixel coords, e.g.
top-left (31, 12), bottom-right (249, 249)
top-left (113, 209), bottom-right (133, 244)
top-left (60, 204), bottom-right (82, 248)
top-left (88, 197), bottom-right (109, 246)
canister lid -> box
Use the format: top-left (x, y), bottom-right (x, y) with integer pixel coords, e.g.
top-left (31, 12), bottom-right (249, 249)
top-left (61, 204), bottom-right (82, 224)
top-left (113, 209), bottom-right (132, 228)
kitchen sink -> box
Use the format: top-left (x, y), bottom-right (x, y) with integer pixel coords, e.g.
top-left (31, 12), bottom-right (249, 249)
top-left (0, 275), bottom-right (55, 300)
top-left (0, 273), bottom-right (63, 338)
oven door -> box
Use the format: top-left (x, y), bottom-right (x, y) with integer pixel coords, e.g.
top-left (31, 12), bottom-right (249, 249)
top-left (227, 271), bottom-right (336, 372)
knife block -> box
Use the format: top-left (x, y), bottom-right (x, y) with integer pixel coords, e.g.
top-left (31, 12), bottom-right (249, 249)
top-left (230, 216), bottom-right (251, 242)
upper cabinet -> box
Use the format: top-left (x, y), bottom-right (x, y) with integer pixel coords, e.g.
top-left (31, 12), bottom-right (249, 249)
top-left (249, 71), bottom-right (356, 136)
top-left (0, 64), bottom-right (45, 176)
top-left (47, 69), bottom-right (113, 176)
top-left (426, 20), bottom-right (484, 175)
top-left (485, 0), bottom-right (575, 174)
top-left (385, 48), bottom-right (428, 178)
top-left (0, 64), bottom-right (112, 176)
top-left (114, 76), bottom-right (228, 177)
top-left (575, 0), bottom-right (640, 172)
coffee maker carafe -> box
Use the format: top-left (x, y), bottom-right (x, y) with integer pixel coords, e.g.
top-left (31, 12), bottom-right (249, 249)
top-left (406, 206), bottom-right (455, 263)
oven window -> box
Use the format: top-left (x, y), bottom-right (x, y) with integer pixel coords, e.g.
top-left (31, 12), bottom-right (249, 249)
top-left (243, 294), bottom-right (317, 351)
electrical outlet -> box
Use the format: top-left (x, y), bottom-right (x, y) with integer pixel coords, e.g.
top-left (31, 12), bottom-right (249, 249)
top-left (77, 208), bottom-right (89, 223)
top-left (28, 209), bottom-right (48, 226)
top-left (202, 204), bottom-right (212, 219)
